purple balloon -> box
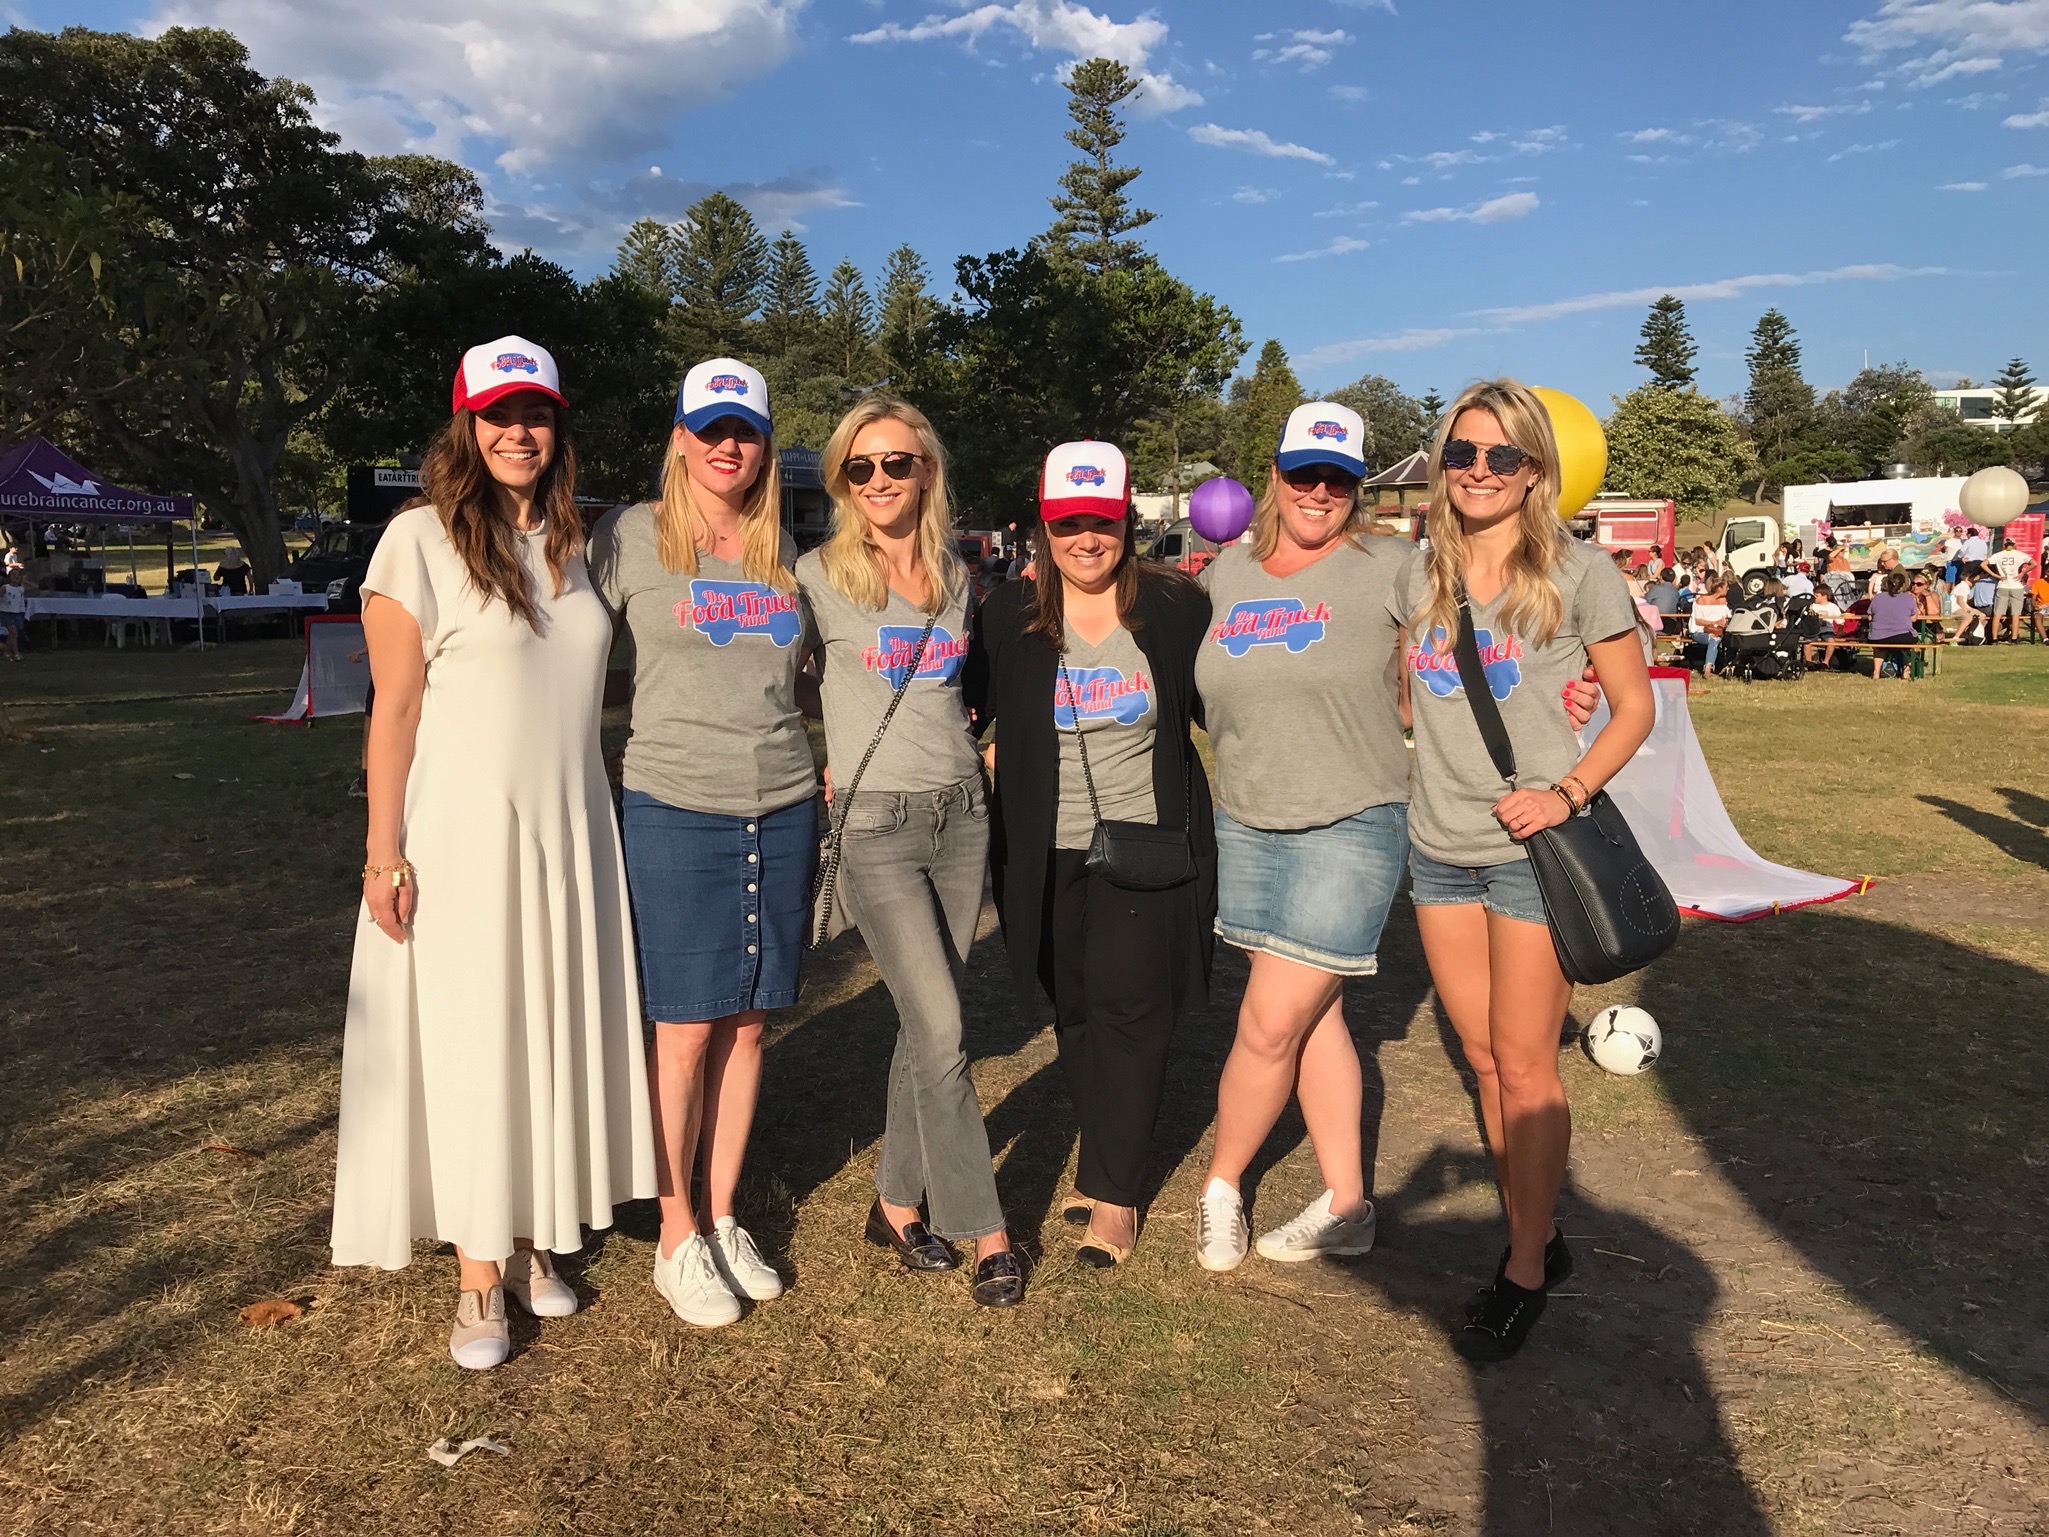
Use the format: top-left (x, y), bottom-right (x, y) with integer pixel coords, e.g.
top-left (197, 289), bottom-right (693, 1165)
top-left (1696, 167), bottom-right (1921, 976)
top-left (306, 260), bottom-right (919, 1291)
top-left (1189, 476), bottom-right (1255, 544)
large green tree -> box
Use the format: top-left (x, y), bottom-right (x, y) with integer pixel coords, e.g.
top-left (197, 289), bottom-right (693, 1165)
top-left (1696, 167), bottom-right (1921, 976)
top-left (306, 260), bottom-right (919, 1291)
top-left (1742, 309), bottom-right (1814, 479)
top-left (670, 191), bottom-right (768, 358)
top-left (1604, 385), bottom-right (1754, 515)
top-left (1811, 362), bottom-right (1935, 476)
top-left (1991, 356), bottom-right (2038, 428)
top-left (876, 245), bottom-right (940, 394)
top-left (1225, 340), bottom-right (1305, 489)
top-left (818, 260), bottom-right (877, 384)
top-left (1046, 58), bottom-right (1156, 275)
top-left (1635, 295), bottom-right (1698, 390)
top-left (0, 26), bottom-right (478, 585)
top-left (614, 217), bottom-right (679, 299)
top-left (1328, 374), bottom-right (1431, 468)
top-left (758, 230), bottom-right (820, 364)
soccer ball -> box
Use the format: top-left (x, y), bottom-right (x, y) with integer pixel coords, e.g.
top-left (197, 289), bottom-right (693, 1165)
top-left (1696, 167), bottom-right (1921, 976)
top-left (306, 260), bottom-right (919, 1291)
top-left (1581, 1005), bottom-right (1662, 1075)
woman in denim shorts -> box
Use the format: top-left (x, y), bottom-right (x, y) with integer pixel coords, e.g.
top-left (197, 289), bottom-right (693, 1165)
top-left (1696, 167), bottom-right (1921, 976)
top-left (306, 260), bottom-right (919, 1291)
top-left (1392, 380), bottom-right (1654, 1362)
top-left (795, 396), bottom-right (1022, 1309)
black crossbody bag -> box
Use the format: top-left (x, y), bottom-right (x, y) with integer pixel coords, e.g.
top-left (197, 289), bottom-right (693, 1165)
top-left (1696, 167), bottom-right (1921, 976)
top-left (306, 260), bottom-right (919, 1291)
top-left (1058, 659), bottom-right (1196, 892)
top-left (808, 611), bottom-right (939, 949)
top-left (1450, 598), bottom-right (1679, 984)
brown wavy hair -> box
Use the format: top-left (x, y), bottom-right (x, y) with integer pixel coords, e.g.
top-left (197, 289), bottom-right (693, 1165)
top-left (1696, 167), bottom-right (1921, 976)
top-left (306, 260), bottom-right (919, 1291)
top-left (1026, 508), bottom-right (1200, 650)
top-left (419, 404), bottom-right (581, 632)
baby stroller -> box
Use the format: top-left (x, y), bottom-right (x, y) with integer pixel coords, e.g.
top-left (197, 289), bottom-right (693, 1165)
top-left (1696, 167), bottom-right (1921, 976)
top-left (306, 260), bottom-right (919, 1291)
top-left (1721, 596), bottom-right (1811, 682)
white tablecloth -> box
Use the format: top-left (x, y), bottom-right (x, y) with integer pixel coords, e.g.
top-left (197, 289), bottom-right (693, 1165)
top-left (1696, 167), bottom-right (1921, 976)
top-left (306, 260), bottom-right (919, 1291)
top-left (25, 596), bottom-right (202, 620)
top-left (208, 594), bottom-right (330, 615)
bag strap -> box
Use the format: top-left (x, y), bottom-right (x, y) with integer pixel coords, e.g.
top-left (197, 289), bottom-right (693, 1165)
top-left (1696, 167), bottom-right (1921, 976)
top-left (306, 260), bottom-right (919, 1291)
top-left (1055, 659), bottom-right (1107, 825)
top-left (828, 608), bottom-right (940, 832)
top-left (1451, 595), bottom-right (1519, 788)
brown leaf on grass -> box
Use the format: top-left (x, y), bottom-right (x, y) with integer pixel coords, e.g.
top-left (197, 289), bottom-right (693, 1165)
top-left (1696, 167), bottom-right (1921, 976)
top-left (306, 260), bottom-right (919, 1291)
top-left (238, 1299), bottom-right (304, 1328)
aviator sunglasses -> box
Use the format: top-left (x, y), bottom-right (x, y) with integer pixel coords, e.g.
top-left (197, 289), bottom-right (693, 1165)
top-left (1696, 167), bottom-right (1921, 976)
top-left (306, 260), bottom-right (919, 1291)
top-left (842, 451), bottom-right (926, 486)
top-left (1441, 439), bottom-right (1532, 476)
top-left (1281, 465), bottom-right (1361, 495)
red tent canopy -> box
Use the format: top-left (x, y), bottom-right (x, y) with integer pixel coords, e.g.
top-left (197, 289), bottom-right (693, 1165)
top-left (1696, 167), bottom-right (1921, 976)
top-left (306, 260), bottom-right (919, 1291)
top-left (0, 438), bottom-right (193, 524)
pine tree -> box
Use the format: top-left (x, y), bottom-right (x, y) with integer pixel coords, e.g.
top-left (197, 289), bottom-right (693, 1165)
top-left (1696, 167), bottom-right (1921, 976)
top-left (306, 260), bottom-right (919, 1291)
top-left (1228, 339), bottom-right (1304, 488)
top-left (671, 192), bottom-right (768, 356)
top-left (1420, 388), bottom-right (1445, 425)
top-left (1635, 295), bottom-right (1698, 389)
top-left (759, 231), bottom-right (820, 363)
top-left (1992, 356), bottom-right (2038, 427)
top-left (876, 245), bottom-right (938, 392)
top-left (819, 260), bottom-right (876, 382)
top-left (1046, 57), bottom-right (1156, 274)
top-left (1743, 309), bottom-right (1815, 475)
top-left (613, 218), bottom-right (678, 299)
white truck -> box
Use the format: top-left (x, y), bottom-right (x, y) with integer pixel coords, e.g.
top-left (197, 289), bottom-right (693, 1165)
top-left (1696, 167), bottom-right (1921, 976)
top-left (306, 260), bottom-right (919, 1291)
top-left (1715, 476), bottom-right (1966, 587)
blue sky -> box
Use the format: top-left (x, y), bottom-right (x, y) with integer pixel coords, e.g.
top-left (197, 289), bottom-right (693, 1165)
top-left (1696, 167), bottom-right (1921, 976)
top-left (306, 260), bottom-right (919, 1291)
top-left (16, 0), bottom-right (2049, 412)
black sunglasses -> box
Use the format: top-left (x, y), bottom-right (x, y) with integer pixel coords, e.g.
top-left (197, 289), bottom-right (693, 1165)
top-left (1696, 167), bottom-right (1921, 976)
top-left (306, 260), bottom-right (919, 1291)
top-left (1281, 465), bottom-right (1361, 494)
top-left (1441, 439), bottom-right (1532, 476)
top-left (842, 451), bottom-right (925, 486)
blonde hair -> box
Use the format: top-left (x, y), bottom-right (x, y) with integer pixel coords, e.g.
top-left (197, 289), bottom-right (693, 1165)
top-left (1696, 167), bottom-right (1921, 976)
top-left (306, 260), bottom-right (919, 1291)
top-left (817, 395), bottom-right (964, 615)
top-left (1413, 378), bottom-right (1567, 651)
top-left (1247, 416), bottom-right (1372, 561)
top-left (653, 415), bottom-right (791, 591)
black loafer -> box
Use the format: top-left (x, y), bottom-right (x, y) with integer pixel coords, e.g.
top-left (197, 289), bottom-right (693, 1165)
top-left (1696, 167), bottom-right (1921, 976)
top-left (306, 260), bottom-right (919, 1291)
top-left (864, 1201), bottom-right (959, 1272)
top-left (1465, 1228), bottom-right (1573, 1322)
top-left (970, 1251), bottom-right (1024, 1308)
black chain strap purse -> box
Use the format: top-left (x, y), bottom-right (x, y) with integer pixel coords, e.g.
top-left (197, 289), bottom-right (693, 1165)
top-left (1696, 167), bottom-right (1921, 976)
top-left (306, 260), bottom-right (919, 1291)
top-left (1057, 659), bottom-right (1196, 892)
top-left (1449, 597), bottom-right (1679, 984)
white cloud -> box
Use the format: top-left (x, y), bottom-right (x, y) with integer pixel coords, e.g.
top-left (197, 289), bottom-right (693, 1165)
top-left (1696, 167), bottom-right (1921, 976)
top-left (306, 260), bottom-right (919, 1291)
top-left (147, 0), bottom-right (802, 173)
top-left (1233, 186), bottom-right (1277, 203)
top-left (848, 0), bottom-right (1202, 114)
top-left (1939, 179), bottom-right (1990, 189)
top-left (1846, 0), bottom-right (2049, 88)
top-left (1625, 127), bottom-right (1690, 144)
top-left (1275, 235), bottom-right (1371, 262)
top-left (1313, 199), bottom-right (1379, 217)
top-left (1296, 327), bottom-right (1501, 371)
top-left (1253, 26), bottom-right (1353, 69)
top-left (1776, 101), bottom-right (1873, 122)
top-left (1329, 84), bottom-right (1370, 102)
top-left (1827, 138), bottom-right (1902, 160)
top-left (1403, 191), bottom-right (1539, 224)
top-left (2005, 161), bottom-right (2049, 175)
top-left (2007, 99), bottom-right (2049, 126)
top-left (1188, 123), bottom-right (1336, 164)
top-left (1472, 263), bottom-right (1948, 325)
top-left (1382, 125), bottom-right (1569, 177)
top-left (1950, 90), bottom-right (2009, 108)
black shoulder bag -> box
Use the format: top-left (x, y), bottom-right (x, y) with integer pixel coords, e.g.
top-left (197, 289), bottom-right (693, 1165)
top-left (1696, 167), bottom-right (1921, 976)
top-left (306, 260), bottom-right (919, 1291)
top-left (1450, 598), bottom-right (1679, 984)
top-left (808, 611), bottom-right (939, 948)
top-left (1058, 659), bottom-right (1196, 892)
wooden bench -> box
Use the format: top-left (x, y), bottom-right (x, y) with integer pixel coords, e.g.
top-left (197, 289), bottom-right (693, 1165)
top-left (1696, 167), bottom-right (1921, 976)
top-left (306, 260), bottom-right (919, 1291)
top-left (1800, 638), bottom-right (1945, 679)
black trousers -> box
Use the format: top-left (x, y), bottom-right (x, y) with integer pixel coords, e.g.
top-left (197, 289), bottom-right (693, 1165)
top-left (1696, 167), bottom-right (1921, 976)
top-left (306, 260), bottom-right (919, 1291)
top-left (1037, 848), bottom-right (1182, 1207)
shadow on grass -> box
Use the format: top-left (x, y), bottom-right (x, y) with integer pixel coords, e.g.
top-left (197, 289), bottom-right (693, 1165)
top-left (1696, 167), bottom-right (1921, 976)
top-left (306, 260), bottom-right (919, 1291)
top-left (1917, 792), bottom-right (2049, 871)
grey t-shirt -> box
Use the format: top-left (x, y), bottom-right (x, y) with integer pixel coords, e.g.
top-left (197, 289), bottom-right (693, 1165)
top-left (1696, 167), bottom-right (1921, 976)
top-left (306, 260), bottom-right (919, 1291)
top-left (589, 503), bottom-right (817, 817)
top-left (1390, 537), bottom-right (1638, 867)
top-left (1054, 624), bottom-right (1158, 850)
top-left (795, 550), bottom-right (980, 795)
top-left (1195, 537), bottom-right (1412, 830)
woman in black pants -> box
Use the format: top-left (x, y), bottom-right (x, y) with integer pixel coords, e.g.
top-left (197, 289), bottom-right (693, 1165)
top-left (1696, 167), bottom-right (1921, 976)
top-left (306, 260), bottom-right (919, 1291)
top-left (964, 440), bottom-right (1214, 1268)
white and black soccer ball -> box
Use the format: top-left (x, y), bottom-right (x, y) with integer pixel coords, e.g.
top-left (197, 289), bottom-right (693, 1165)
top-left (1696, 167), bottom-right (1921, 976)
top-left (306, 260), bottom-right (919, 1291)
top-left (1582, 1005), bottom-right (1662, 1076)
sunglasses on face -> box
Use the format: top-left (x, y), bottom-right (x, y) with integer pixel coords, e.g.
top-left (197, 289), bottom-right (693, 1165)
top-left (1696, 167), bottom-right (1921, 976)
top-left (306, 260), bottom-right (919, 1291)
top-left (1044, 515), bottom-right (1122, 538)
top-left (692, 418), bottom-right (761, 447)
top-left (841, 451), bottom-right (925, 486)
top-left (1441, 439), bottom-right (1532, 476)
top-left (1281, 465), bottom-right (1361, 495)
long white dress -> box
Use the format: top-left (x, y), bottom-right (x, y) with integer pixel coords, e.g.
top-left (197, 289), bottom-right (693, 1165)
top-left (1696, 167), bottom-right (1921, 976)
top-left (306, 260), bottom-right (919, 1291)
top-left (330, 507), bottom-right (656, 1270)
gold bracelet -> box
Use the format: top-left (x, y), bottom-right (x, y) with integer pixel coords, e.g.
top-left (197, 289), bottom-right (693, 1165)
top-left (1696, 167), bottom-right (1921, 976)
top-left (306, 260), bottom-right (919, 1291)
top-left (1556, 775), bottom-right (1591, 814)
top-left (362, 859), bottom-right (416, 886)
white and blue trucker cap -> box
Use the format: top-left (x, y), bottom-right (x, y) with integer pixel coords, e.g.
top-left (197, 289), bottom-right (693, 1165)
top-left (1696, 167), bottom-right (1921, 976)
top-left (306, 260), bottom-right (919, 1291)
top-left (1274, 401), bottom-right (1367, 478)
top-left (676, 357), bottom-right (772, 436)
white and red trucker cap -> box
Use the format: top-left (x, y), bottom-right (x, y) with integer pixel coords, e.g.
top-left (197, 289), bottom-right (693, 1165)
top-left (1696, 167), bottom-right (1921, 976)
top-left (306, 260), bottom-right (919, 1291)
top-left (451, 336), bottom-right (566, 414)
top-left (1039, 440), bottom-right (1130, 521)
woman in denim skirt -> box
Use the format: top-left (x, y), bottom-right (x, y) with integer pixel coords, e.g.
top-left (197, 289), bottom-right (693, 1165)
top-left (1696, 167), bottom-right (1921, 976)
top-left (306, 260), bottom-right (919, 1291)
top-left (589, 357), bottom-right (816, 1330)
top-left (795, 396), bottom-right (1023, 1308)
top-left (1392, 379), bottom-right (1653, 1361)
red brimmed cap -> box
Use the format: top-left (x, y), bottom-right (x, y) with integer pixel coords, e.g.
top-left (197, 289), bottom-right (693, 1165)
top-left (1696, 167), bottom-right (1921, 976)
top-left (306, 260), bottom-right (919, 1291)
top-left (1039, 440), bottom-right (1129, 521)
top-left (452, 335), bottom-right (567, 414)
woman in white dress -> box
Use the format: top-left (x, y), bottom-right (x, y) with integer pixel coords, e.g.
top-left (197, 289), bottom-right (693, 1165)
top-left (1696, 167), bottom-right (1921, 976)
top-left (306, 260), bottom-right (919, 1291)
top-left (331, 336), bottom-right (656, 1370)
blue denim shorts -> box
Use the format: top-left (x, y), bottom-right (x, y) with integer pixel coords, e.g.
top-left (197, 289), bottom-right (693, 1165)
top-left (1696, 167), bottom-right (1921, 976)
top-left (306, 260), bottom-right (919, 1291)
top-left (621, 790), bottom-right (819, 1021)
top-left (1215, 801), bottom-right (1409, 975)
top-left (1407, 847), bottom-right (1548, 926)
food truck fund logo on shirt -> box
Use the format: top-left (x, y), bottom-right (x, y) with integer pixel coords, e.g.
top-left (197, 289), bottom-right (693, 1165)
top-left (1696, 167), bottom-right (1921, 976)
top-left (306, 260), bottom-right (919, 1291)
top-left (677, 581), bottom-right (804, 647)
top-left (866, 625), bottom-right (967, 688)
top-left (1408, 626), bottom-right (1523, 700)
top-left (1211, 598), bottom-right (1330, 656)
top-left (1054, 667), bottom-right (1154, 728)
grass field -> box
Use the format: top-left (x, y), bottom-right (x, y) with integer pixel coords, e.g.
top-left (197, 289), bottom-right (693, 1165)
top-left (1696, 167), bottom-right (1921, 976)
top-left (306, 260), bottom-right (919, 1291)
top-left (1, 641), bottom-right (2046, 1535)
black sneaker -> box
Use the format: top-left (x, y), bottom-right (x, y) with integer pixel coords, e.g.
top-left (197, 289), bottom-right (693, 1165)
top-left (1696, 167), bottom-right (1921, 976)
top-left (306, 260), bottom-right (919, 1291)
top-left (1456, 1275), bottom-right (1547, 1363)
top-left (1465, 1228), bottom-right (1572, 1322)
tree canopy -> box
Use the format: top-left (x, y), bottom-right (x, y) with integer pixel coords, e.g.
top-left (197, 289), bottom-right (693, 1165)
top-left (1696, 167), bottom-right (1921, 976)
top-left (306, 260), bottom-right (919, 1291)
top-left (1634, 295), bottom-right (1698, 390)
top-left (1605, 385), bottom-right (1755, 515)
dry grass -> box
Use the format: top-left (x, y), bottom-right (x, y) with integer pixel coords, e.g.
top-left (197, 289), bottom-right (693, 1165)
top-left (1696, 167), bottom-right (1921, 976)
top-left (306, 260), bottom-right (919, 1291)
top-left (0, 641), bottom-right (2045, 1535)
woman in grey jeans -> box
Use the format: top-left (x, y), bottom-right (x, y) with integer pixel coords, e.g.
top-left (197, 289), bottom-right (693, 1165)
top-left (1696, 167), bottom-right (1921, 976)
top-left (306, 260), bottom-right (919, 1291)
top-left (795, 395), bottom-right (1022, 1308)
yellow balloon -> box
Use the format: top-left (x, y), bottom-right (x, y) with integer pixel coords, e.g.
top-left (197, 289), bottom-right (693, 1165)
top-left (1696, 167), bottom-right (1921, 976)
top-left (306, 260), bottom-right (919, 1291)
top-left (1530, 386), bottom-right (1608, 518)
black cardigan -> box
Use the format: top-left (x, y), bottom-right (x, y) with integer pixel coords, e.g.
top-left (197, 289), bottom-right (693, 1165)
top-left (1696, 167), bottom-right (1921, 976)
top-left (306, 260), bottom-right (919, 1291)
top-left (963, 572), bottom-right (1218, 1019)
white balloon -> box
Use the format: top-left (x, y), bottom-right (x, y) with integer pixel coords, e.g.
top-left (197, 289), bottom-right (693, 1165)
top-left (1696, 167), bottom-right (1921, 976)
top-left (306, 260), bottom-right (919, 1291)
top-left (1958, 465), bottom-right (2029, 529)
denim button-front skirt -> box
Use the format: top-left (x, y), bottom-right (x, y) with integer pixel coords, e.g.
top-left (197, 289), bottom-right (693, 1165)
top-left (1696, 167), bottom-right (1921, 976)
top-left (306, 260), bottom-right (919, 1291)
top-left (1214, 801), bottom-right (1410, 975)
top-left (621, 789), bottom-right (819, 1020)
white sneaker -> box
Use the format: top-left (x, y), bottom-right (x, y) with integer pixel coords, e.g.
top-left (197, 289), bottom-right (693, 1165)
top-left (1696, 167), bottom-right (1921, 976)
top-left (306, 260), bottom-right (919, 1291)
top-left (1255, 1189), bottom-right (1377, 1262)
top-left (1195, 1176), bottom-right (1250, 1272)
top-left (652, 1234), bottom-right (743, 1327)
top-left (504, 1248), bottom-right (578, 1318)
top-left (449, 1285), bottom-right (509, 1370)
top-left (711, 1216), bottom-right (785, 1301)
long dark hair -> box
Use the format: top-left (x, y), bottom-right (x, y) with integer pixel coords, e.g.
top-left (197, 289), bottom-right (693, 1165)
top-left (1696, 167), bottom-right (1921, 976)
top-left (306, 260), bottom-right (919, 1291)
top-left (1025, 509), bottom-right (1195, 650)
top-left (419, 404), bottom-right (581, 632)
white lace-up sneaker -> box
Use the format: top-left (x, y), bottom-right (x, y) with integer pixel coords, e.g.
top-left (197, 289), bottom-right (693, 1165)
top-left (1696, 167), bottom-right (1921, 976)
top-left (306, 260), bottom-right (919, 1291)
top-left (652, 1234), bottom-right (743, 1327)
top-left (449, 1285), bottom-right (509, 1370)
top-left (711, 1216), bottom-right (785, 1301)
top-left (1255, 1189), bottom-right (1377, 1262)
top-left (504, 1248), bottom-right (578, 1318)
top-left (1195, 1176), bottom-right (1250, 1273)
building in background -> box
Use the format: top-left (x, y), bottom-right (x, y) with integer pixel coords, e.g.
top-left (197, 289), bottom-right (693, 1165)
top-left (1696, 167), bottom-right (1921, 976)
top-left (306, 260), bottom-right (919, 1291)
top-left (1933, 387), bottom-right (2047, 431)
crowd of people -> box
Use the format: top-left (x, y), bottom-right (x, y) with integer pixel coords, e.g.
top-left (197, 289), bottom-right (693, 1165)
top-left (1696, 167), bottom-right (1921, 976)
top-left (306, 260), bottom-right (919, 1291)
top-left (331, 339), bottom-right (1652, 1376)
